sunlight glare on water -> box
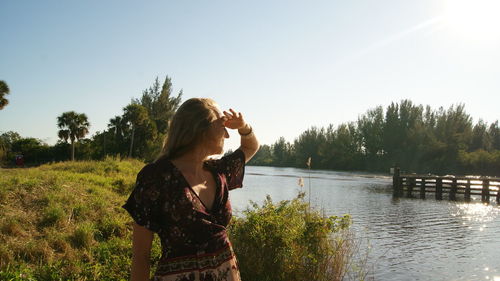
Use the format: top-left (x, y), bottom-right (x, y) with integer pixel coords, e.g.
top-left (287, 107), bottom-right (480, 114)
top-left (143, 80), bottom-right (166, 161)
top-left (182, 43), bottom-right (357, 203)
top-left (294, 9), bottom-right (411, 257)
top-left (455, 202), bottom-right (499, 223)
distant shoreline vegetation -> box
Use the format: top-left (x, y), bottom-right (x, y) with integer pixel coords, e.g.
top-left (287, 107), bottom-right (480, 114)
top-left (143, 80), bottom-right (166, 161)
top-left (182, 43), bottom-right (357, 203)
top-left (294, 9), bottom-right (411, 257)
top-left (1, 76), bottom-right (499, 176)
top-left (244, 101), bottom-right (500, 177)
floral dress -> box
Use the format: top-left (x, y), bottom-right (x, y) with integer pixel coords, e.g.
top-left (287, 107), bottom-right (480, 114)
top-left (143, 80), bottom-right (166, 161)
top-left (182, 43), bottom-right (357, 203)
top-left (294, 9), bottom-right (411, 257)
top-left (122, 149), bottom-right (246, 281)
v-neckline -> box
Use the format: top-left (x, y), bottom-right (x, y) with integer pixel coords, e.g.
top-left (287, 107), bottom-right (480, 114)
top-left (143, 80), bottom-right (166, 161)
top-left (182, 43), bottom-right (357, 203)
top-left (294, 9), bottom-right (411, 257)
top-left (170, 160), bottom-right (220, 213)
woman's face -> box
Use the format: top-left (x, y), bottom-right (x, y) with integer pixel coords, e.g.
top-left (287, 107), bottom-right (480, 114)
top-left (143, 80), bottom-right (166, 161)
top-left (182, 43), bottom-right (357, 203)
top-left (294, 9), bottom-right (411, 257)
top-left (205, 108), bottom-right (229, 155)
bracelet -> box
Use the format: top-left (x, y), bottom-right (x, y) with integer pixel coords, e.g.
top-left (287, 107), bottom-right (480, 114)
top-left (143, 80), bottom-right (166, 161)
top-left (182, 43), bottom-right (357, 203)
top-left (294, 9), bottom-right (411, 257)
top-left (238, 124), bottom-right (253, 136)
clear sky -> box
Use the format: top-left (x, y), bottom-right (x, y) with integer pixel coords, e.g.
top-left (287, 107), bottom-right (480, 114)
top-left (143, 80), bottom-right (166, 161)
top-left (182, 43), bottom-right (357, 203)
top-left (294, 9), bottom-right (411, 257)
top-left (1, 0), bottom-right (500, 152)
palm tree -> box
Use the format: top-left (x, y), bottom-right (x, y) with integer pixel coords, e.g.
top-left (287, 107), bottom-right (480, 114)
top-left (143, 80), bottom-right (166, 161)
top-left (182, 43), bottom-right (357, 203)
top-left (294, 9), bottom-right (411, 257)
top-left (57, 111), bottom-right (90, 161)
top-left (123, 104), bottom-right (148, 158)
top-left (0, 80), bottom-right (10, 110)
top-left (108, 115), bottom-right (128, 156)
top-left (108, 115), bottom-right (126, 139)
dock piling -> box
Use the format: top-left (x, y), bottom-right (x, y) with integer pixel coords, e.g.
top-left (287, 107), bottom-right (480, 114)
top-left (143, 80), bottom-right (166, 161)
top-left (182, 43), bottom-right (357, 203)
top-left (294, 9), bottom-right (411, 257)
top-left (436, 178), bottom-right (443, 200)
top-left (420, 178), bottom-right (426, 199)
top-left (482, 179), bottom-right (490, 203)
top-left (465, 179), bottom-right (471, 202)
top-left (450, 178), bottom-right (457, 201)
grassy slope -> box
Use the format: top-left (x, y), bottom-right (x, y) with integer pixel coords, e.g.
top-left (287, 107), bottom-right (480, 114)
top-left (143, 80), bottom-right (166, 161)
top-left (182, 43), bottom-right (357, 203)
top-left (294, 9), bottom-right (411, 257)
top-left (0, 157), bottom-right (162, 280)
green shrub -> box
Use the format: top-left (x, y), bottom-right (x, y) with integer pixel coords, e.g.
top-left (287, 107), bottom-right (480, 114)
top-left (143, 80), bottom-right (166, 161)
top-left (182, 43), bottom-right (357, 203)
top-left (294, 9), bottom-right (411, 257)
top-left (228, 192), bottom-right (354, 281)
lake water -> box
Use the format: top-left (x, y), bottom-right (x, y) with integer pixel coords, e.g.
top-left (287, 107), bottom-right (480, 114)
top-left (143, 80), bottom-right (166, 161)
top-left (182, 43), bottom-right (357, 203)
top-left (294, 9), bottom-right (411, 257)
top-left (230, 166), bottom-right (500, 281)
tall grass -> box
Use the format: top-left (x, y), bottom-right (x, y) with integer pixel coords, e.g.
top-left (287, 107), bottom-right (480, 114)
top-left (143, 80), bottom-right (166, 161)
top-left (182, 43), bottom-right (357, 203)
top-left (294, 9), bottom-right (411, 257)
top-left (0, 157), bottom-right (368, 280)
top-left (0, 156), bottom-right (145, 280)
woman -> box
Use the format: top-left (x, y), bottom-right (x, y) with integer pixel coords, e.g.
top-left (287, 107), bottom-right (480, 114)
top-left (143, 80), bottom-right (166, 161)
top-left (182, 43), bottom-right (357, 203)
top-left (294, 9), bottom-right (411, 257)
top-left (122, 98), bottom-right (259, 281)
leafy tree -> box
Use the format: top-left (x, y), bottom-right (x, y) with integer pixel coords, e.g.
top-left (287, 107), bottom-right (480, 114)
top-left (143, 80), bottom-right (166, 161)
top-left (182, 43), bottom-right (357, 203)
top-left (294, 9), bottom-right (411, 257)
top-left (114, 76), bottom-right (183, 161)
top-left (132, 76), bottom-right (182, 135)
top-left (433, 104), bottom-right (472, 172)
top-left (0, 131), bottom-right (22, 163)
top-left (293, 127), bottom-right (325, 168)
top-left (272, 137), bottom-right (293, 166)
top-left (0, 131), bottom-right (22, 152)
top-left (489, 121), bottom-right (500, 150)
top-left (357, 106), bottom-right (384, 157)
top-left (470, 120), bottom-right (491, 151)
top-left (248, 144), bottom-right (273, 166)
top-left (11, 137), bottom-right (52, 165)
top-left (382, 100), bottom-right (425, 172)
top-left (57, 111), bottom-right (91, 161)
top-left (321, 123), bottom-right (362, 170)
top-left (357, 106), bottom-right (384, 170)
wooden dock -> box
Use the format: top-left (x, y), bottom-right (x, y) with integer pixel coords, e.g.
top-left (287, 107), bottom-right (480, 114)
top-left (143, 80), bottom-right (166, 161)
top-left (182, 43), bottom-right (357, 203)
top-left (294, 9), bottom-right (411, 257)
top-left (392, 167), bottom-right (500, 203)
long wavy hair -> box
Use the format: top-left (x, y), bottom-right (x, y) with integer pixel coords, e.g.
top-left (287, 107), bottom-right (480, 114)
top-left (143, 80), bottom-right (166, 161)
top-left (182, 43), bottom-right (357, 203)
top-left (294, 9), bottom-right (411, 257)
top-left (155, 98), bottom-right (219, 162)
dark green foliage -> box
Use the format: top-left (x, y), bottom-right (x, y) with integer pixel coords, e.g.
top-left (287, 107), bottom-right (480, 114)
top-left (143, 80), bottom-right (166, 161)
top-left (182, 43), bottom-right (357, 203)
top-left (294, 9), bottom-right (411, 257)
top-left (457, 149), bottom-right (500, 175)
top-left (127, 76), bottom-right (182, 161)
top-left (272, 137), bottom-right (294, 166)
top-left (248, 100), bottom-right (500, 176)
top-left (228, 193), bottom-right (353, 281)
top-left (247, 144), bottom-right (273, 166)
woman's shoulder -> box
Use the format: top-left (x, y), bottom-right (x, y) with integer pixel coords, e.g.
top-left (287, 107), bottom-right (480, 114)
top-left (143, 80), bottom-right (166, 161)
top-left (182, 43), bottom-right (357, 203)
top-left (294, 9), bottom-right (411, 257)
top-left (137, 158), bottom-right (176, 184)
top-left (204, 149), bottom-right (245, 171)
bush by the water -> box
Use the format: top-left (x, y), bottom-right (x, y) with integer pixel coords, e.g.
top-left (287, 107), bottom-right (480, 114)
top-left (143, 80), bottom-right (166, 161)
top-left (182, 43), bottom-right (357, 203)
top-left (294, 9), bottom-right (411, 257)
top-left (229, 193), bottom-right (359, 281)
top-left (0, 158), bottom-right (364, 280)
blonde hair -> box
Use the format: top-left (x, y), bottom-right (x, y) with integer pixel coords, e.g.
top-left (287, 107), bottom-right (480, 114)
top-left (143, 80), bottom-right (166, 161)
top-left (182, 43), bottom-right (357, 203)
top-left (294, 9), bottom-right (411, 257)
top-left (155, 98), bottom-right (219, 161)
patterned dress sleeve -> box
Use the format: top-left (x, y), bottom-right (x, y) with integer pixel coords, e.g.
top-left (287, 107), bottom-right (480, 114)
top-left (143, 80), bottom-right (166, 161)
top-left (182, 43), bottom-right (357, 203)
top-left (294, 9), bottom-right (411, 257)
top-left (122, 163), bottom-right (163, 233)
top-left (220, 148), bottom-right (246, 190)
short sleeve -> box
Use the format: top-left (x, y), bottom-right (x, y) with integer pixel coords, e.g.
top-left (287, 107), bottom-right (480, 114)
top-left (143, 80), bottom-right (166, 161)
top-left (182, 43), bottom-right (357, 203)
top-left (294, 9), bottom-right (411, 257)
top-left (122, 164), bottom-right (163, 233)
top-left (220, 148), bottom-right (246, 190)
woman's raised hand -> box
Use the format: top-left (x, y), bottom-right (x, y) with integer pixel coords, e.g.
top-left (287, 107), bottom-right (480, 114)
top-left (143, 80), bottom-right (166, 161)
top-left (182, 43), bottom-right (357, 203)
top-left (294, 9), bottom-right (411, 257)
top-left (223, 109), bottom-right (246, 130)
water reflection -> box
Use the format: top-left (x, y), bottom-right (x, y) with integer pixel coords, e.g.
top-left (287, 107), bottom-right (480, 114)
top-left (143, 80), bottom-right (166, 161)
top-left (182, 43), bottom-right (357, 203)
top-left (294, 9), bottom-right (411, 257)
top-left (231, 166), bottom-right (500, 281)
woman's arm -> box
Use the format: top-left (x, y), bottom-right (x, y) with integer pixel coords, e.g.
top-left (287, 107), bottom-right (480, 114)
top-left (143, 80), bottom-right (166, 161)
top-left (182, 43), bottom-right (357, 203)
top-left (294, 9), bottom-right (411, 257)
top-left (131, 223), bottom-right (154, 281)
top-left (223, 109), bottom-right (259, 163)
top-left (237, 122), bottom-right (259, 163)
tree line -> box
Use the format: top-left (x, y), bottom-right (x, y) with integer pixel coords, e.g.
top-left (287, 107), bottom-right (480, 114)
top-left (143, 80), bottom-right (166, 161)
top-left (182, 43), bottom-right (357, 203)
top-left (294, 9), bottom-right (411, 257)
top-left (248, 100), bottom-right (500, 176)
top-left (0, 76), bottom-right (182, 165)
top-left (1, 77), bottom-right (499, 176)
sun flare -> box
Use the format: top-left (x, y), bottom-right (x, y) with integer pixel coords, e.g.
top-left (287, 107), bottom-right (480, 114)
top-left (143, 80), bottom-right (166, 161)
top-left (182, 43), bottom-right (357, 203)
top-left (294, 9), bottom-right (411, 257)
top-left (444, 0), bottom-right (500, 40)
